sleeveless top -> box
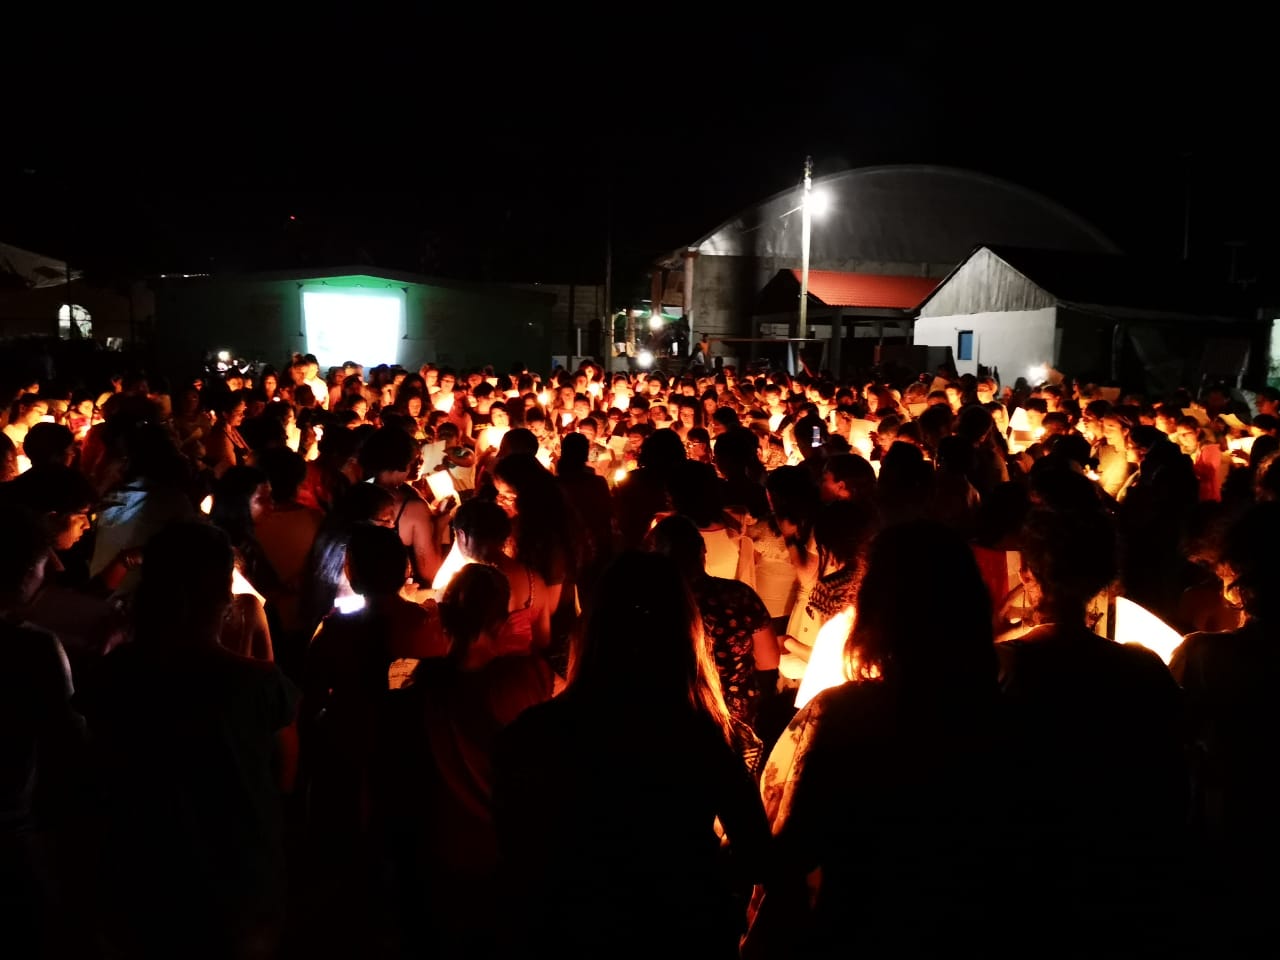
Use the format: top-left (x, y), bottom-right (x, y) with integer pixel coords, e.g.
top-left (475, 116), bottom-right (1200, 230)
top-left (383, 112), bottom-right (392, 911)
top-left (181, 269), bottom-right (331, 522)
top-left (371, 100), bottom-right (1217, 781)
top-left (395, 484), bottom-right (428, 583)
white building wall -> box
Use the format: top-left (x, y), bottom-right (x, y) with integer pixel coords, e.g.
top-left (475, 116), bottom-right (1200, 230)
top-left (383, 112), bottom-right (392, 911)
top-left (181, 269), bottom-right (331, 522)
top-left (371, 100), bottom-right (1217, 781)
top-left (913, 308), bottom-right (1057, 381)
top-left (1270, 318), bottom-right (1280, 384)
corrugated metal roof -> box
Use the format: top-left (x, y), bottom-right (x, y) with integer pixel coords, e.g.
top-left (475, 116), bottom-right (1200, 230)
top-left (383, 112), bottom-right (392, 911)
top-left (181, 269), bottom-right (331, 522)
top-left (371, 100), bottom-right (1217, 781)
top-left (984, 246), bottom-right (1236, 316)
top-left (686, 165), bottom-right (1119, 265)
top-left (792, 269), bottom-right (940, 309)
top-left (917, 245), bottom-right (1250, 320)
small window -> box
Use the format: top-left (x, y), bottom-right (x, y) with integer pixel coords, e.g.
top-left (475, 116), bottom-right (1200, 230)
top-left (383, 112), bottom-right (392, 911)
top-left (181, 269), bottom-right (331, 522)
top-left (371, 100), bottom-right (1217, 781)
top-left (957, 330), bottom-right (974, 361)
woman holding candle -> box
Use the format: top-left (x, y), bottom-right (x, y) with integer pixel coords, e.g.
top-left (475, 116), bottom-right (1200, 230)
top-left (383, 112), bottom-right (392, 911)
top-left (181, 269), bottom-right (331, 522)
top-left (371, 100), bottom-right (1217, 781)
top-left (751, 521), bottom-right (1002, 956)
top-left (998, 506), bottom-right (1185, 953)
top-left (493, 552), bottom-right (769, 958)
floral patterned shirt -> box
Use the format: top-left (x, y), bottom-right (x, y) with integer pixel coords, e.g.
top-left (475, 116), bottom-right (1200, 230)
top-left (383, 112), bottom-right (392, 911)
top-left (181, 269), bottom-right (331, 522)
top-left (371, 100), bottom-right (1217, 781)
top-left (692, 575), bottom-right (771, 726)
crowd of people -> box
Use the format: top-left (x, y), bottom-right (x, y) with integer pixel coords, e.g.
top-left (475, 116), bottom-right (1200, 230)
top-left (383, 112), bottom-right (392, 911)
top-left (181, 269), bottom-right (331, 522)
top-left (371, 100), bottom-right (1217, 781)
top-left (4, 347), bottom-right (1280, 958)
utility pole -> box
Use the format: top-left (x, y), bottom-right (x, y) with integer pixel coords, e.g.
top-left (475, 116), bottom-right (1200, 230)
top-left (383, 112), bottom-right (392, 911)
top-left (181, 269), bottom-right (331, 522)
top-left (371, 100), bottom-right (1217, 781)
top-left (66, 253), bottom-right (75, 338)
top-left (798, 155), bottom-right (813, 340)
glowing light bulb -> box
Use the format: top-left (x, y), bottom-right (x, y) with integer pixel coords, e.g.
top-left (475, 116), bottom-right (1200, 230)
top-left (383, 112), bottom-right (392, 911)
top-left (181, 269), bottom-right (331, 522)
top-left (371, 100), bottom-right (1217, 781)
top-left (804, 188), bottom-right (831, 217)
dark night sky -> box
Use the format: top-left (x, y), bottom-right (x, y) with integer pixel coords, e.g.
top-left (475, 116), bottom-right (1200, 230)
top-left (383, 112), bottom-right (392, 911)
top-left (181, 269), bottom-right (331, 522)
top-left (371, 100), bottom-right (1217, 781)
top-left (4, 18), bottom-right (1275, 297)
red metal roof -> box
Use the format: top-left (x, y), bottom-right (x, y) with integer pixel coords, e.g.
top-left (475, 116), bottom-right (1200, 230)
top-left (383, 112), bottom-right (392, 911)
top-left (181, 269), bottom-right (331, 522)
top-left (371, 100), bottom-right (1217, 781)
top-left (791, 269), bottom-right (940, 309)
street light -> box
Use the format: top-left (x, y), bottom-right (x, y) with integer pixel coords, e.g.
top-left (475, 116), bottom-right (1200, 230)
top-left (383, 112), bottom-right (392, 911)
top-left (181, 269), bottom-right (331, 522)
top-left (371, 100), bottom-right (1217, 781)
top-left (798, 156), bottom-right (830, 340)
top-left (806, 187), bottom-right (831, 218)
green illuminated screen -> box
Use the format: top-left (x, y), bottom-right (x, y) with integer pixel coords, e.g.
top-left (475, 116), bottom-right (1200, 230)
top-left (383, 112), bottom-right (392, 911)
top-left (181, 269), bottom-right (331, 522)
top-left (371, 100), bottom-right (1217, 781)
top-left (302, 287), bottom-right (403, 369)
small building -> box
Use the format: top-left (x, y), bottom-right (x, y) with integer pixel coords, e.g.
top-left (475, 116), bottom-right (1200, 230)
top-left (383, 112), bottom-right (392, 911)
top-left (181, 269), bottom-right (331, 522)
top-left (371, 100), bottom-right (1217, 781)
top-left (0, 241), bottom-right (142, 344)
top-left (503, 281), bottom-right (605, 365)
top-left (150, 266), bottom-right (555, 373)
top-left (913, 245), bottom-right (1266, 392)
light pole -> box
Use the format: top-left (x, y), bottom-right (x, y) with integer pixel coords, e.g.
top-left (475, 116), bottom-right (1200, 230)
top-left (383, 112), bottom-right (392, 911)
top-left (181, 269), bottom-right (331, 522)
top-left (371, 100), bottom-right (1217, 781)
top-left (799, 155), bottom-right (813, 341)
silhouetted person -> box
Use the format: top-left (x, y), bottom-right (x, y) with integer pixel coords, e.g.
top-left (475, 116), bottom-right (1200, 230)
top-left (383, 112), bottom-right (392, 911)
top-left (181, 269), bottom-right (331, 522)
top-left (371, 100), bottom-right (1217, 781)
top-left (0, 508), bottom-right (85, 957)
top-left (1172, 502), bottom-right (1280, 950)
top-left (875, 441), bottom-right (934, 527)
top-left (648, 514), bottom-right (779, 729)
top-left (493, 552), bottom-right (769, 959)
top-left (751, 521), bottom-right (1004, 956)
top-left (78, 523), bottom-right (298, 958)
top-left (613, 429), bottom-right (686, 550)
top-left (410, 563), bottom-right (553, 957)
top-left (555, 432), bottom-right (614, 601)
top-left (998, 507), bottom-right (1186, 954)
top-left (1119, 425), bottom-right (1200, 621)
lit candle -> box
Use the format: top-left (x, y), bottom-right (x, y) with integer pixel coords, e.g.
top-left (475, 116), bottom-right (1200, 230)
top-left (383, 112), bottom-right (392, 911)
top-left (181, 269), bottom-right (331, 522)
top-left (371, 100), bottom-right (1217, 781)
top-left (794, 607), bottom-right (858, 709)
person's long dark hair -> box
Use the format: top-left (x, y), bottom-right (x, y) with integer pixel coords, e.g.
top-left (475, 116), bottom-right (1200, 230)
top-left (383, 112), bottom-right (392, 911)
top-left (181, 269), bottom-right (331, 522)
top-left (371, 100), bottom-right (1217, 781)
top-left (637, 429), bottom-right (687, 476)
top-left (119, 420), bottom-right (193, 490)
top-left (254, 402), bottom-right (294, 451)
top-left (847, 520), bottom-right (995, 700)
top-left (814, 498), bottom-right (876, 578)
top-left (712, 426), bottom-right (765, 488)
top-left (570, 551), bottom-right (732, 742)
top-left (876, 441), bottom-right (935, 524)
top-left (395, 373), bottom-right (427, 405)
top-left (667, 460), bottom-right (724, 529)
top-left (134, 522), bottom-right (235, 646)
top-left (207, 463), bottom-right (282, 596)
top-left (302, 483), bottom-right (396, 629)
top-left (765, 464), bottom-right (818, 540)
top-left (1221, 501), bottom-right (1280, 624)
top-left (389, 385), bottom-right (427, 419)
top-left (1019, 506), bottom-right (1116, 626)
top-left (209, 466), bottom-right (267, 551)
top-left (492, 453), bottom-right (575, 586)
top-left (676, 396), bottom-right (703, 429)
top-left (437, 563), bottom-right (511, 664)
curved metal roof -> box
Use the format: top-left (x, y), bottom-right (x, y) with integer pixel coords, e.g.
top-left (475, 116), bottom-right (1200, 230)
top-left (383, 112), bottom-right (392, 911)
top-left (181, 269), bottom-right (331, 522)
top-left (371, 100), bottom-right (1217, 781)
top-left (692, 165), bottom-right (1118, 264)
